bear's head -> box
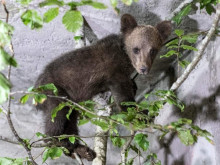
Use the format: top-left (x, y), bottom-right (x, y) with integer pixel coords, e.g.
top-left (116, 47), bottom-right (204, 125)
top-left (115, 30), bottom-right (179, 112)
top-left (121, 14), bottom-right (172, 75)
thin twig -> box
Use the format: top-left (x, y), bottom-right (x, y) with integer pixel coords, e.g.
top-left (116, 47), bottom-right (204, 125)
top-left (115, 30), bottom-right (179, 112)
top-left (0, 133), bottom-right (134, 148)
top-left (0, 105), bottom-right (7, 114)
top-left (121, 130), bottom-right (136, 165)
top-left (166, 0), bottom-right (194, 21)
top-left (1, 0), bottom-right (9, 23)
top-left (10, 91), bottom-right (123, 126)
top-left (1, 1), bottom-right (37, 164)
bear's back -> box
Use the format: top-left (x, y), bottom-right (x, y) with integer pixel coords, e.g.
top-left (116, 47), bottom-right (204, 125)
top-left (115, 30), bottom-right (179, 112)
top-left (35, 34), bottom-right (133, 101)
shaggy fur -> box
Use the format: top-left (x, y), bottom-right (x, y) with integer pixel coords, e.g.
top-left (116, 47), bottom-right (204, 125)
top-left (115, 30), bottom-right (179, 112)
top-left (35, 14), bottom-right (171, 161)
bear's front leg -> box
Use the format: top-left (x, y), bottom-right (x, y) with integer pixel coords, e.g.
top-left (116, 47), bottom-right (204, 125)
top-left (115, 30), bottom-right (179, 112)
top-left (108, 76), bottom-right (136, 111)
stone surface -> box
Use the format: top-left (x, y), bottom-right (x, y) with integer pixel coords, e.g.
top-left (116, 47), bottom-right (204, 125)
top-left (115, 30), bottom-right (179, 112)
top-left (0, 0), bottom-right (220, 165)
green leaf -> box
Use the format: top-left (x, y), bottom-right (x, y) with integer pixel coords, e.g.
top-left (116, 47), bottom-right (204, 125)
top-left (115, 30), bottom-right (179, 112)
top-left (181, 45), bottom-right (198, 51)
top-left (144, 94), bottom-right (150, 99)
top-left (74, 36), bottom-right (82, 41)
top-left (134, 133), bottom-right (149, 151)
top-left (33, 94), bottom-right (47, 104)
top-left (121, 0), bottom-right (133, 5)
top-left (80, 100), bottom-right (96, 110)
top-left (175, 29), bottom-right (184, 37)
top-left (160, 50), bottom-right (178, 58)
top-left (66, 2), bottom-right (83, 9)
top-left (58, 135), bottom-right (67, 141)
top-left (43, 147), bottom-right (63, 163)
top-left (37, 83), bottom-right (58, 95)
top-left (177, 130), bottom-right (195, 145)
top-left (23, 139), bottom-right (31, 149)
top-left (91, 119), bottom-right (109, 131)
top-left (165, 39), bottom-right (179, 47)
top-left (20, 94), bottom-right (30, 104)
top-left (205, 4), bottom-right (215, 15)
top-left (69, 137), bottom-right (76, 144)
top-left (17, 0), bottom-right (32, 5)
top-left (111, 137), bottom-right (125, 147)
top-left (78, 119), bottom-right (89, 126)
top-left (0, 20), bottom-right (14, 46)
top-left (110, 0), bottom-right (118, 8)
top-left (66, 108), bottom-right (73, 120)
top-left (178, 118), bottom-right (192, 125)
top-left (0, 157), bottom-right (25, 165)
top-left (51, 102), bottom-right (66, 122)
top-left (0, 73), bottom-right (11, 104)
top-left (62, 10), bottom-right (83, 33)
top-left (36, 132), bottom-right (47, 138)
top-left (21, 10), bottom-right (43, 30)
top-left (173, 4), bottom-right (192, 25)
top-left (179, 60), bottom-right (190, 68)
top-left (82, 0), bottom-right (107, 9)
top-left (145, 153), bottom-right (161, 165)
top-left (126, 158), bottom-right (134, 165)
top-left (129, 144), bottom-right (141, 155)
top-left (42, 149), bottom-right (50, 163)
top-left (39, 0), bottom-right (64, 7)
top-left (43, 8), bottom-right (59, 23)
top-left (111, 113), bottom-right (127, 124)
top-left (28, 86), bottom-right (34, 92)
top-left (182, 34), bottom-right (198, 44)
top-left (0, 48), bottom-right (17, 70)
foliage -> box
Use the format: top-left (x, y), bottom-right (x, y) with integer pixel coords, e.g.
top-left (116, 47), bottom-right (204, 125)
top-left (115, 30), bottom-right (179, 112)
top-left (134, 133), bottom-right (149, 151)
top-left (62, 10), bottom-right (83, 33)
top-left (172, 0), bottom-right (220, 25)
top-left (0, 20), bottom-right (16, 104)
top-left (173, 4), bottom-right (192, 25)
top-left (21, 10), bottom-right (43, 29)
top-left (18, 0), bottom-right (138, 33)
top-left (43, 8), bottom-right (59, 23)
top-left (0, 0), bottom-right (218, 164)
top-left (19, 83), bottom-right (58, 105)
top-left (43, 147), bottom-right (63, 163)
top-left (144, 153), bottom-right (161, 165)
top-left (161, 29), bottom-right (198, 68)
top-left (18, 86), bottom-right (211, 164)
top-left (0, 157), bottom-right (30, 165)
top-left (198, 0), bottom-right (219, 15)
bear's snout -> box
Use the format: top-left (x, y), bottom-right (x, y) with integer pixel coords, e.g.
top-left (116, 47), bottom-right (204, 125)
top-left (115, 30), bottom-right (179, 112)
top-left (140, 66), bottom-right (149, 75)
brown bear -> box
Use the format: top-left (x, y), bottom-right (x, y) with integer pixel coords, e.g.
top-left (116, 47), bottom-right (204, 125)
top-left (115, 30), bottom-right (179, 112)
top-left (35, 14), bottom-right (171, 161)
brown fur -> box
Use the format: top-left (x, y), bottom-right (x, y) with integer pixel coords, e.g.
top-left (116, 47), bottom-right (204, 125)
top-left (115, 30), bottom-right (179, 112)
top-left (35, 14), bottom-right (171, 161)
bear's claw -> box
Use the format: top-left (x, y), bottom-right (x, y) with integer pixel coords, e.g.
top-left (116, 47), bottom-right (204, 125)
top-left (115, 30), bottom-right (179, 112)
top-left (72, 144), bottom-right (96, 161)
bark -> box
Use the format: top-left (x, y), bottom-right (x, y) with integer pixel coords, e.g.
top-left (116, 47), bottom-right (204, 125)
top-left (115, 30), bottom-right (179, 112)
top-left (92, 92), bottom-right (112, 165)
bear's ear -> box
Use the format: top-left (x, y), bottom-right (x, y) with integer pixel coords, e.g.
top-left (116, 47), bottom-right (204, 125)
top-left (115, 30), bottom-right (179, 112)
top-left (121, 14), bottom-right (137, 34)
top-left (156, 21), bottom-right (172, 42)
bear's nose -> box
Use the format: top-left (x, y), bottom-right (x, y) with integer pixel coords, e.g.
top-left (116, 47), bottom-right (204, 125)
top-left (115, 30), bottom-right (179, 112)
top-left (140, 67), bottom-right (147, 73)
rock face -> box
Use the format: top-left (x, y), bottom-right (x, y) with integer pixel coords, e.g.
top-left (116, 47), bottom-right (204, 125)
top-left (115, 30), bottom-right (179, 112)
top-left (0, 0), bottom-right (219, 165)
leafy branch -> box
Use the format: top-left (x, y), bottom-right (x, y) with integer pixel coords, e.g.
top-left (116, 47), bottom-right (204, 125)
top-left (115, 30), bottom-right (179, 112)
top-left (170, 4), bottom-right (220, 91)
top-left (1, 0), bottom-right (37, 164)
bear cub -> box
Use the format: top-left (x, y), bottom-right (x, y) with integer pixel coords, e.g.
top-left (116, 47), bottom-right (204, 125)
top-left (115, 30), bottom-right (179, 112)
top-left (35, 14), bottom-right (171, 161)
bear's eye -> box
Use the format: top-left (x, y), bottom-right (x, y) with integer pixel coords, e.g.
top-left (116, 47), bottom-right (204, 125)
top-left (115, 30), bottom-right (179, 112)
top-left (133, 47), bottom-right (140, 54)
top-left (150, 49), bottom-right (157, 57)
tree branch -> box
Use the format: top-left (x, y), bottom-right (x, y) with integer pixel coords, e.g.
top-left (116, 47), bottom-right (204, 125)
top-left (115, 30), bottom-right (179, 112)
top-left (121, 130), bottom-right (136, 165)
top-left (92, 93), bottom-right (112, 165)
top-left (170, 5), bottom-right (220, 91)
top-left (0, 133), bottom-right (134, 148)
top-left (166, 0), bottom-right (194, 21)
top-left (1, 1), bottom-right (37, 164)
top-left (10, 91), bottom-right (123, 126)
